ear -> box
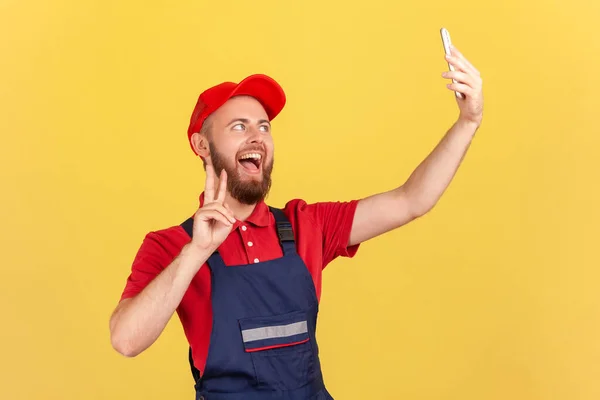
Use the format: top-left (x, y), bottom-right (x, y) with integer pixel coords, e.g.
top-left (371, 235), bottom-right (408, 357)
top-left (190, 132), bottom-right (210, 160)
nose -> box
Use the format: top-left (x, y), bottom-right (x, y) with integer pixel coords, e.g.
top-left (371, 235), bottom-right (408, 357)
top-left (247, 126), bottom-right (264, 144)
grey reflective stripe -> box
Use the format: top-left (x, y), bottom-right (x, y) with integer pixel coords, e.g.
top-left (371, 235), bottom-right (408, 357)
top-left (242, 321), bottom-right (308, 343)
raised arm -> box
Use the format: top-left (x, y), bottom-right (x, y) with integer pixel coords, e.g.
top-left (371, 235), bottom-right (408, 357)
top-left (349, 46), bottom-right (483, 246)
top-left (109, 166), bottom-right (236, 357)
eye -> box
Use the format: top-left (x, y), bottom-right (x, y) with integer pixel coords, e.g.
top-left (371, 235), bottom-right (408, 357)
top-left (259, 125), bottom-right (270, 133)
top-left (232, 123), bottom-right (245, 131)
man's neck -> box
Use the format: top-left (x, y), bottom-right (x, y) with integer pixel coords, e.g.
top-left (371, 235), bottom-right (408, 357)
top-left (224, 194), bottom-right (258, 222)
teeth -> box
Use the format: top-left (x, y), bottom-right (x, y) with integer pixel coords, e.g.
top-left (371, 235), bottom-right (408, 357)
top-left (239, 153), bottom-right (262, 160)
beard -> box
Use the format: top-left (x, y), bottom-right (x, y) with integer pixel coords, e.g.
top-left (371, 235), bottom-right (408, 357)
top-left (209, 141), bottom-right (274, 205)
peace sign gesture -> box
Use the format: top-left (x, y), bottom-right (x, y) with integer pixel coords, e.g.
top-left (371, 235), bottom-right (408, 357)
top-left (191, 165), bottom-right (237, 252)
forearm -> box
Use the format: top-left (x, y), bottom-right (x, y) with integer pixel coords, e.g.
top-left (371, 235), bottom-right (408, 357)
top-left (401, 118), bottom-right (479, 216)
top-left (109, 243), bottom-right (212, 357)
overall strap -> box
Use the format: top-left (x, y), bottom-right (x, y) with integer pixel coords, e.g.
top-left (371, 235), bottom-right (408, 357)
top-left (181, 217), bottom-right (194, 238)
top-left (189, 348), bottom-right (201, 384)
top-left (268, 207), bottom-right (297, 256)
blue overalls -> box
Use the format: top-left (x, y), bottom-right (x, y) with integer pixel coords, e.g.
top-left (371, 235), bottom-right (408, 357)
top-left (181, 207), bottom-right (334, 400)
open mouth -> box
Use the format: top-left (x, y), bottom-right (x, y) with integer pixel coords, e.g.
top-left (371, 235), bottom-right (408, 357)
top-left (237, 152), bottom-right (263, 174)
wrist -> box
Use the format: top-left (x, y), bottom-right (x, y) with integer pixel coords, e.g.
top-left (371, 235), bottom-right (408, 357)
top-left (455, 117), bottom-right (480, 134)
top-left (180, 242), bottom-right (214, 269)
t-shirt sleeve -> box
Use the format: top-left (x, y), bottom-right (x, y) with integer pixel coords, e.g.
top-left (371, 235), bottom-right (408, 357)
top-left (304, 199), bottom-right (361, 268)
top-left (119, 231), bottom-right (173, 301)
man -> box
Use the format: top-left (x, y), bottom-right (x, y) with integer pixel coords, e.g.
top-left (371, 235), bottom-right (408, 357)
top-left (109, 45), bottom-right (483, 399)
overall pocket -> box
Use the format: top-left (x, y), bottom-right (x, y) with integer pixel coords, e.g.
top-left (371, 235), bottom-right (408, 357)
top-left (239, 310), bottom-right (316, 390)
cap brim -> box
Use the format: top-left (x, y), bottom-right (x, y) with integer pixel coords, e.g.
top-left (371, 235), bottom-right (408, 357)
top-left (229, 74), bottom-right (286, 121)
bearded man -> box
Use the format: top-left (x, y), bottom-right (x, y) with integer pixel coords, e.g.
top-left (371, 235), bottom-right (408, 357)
top-left (109, 45), bottom-right (483, 400)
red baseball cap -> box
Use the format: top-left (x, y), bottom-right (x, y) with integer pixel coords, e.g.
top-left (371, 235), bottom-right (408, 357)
top-left (187, 74), bottom-right (286, 154)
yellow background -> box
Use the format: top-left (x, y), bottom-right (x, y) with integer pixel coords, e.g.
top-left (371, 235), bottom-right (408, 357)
top-left (2, 0), bottom-right (599, 399)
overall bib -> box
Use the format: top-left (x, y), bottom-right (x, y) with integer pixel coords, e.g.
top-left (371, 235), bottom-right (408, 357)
top-left (181, 207), bottom-right (333, 400)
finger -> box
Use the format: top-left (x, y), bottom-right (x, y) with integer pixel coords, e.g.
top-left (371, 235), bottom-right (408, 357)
top-left (223, 203), bottom-right (238, 223)
top-left (223, 204), bottom-right (237, 224)
top-left (450, 46), bottom-right (480, 76)
top-left (445, 53), bottom-right (471, 75)
top-left (223, 202), bottom-right (234, 215)
top-left (446, 82), bottom-right (473, 97)
top-left (204, 164), bottom-right (216, 202)
top-left (216, 203), bottom-right (237, 224)
top-left (197, 209), bottom-right (233, 226)
top-left (442, 70), bottom-right (478, 88)
top-left (201, 203), bottom-right (236, 224)
top-left (216, 169), bottom-right (227, 203)
top-left (452, 46), bottom-right (480, 76)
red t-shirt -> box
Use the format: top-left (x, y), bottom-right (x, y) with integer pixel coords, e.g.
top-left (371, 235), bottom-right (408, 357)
top-left (120, 194), bottom-right (360, 373)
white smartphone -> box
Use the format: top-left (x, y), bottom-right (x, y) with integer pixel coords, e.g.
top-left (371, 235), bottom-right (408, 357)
top-left (440, 27), bottom-right (464, 99)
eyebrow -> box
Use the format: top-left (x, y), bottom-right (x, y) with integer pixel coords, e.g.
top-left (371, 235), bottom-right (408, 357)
top-left (226, 118), bottom-right (271, 127)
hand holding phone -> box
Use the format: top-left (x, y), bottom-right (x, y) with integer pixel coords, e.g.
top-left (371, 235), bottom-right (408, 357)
top-left (440, 28), bottom-right (464, 100)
